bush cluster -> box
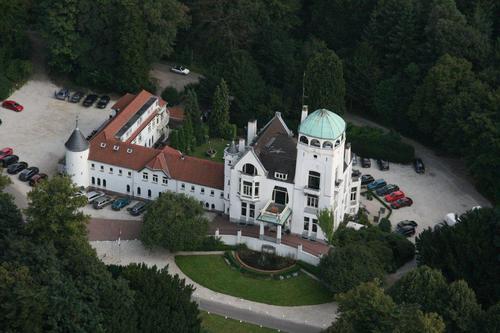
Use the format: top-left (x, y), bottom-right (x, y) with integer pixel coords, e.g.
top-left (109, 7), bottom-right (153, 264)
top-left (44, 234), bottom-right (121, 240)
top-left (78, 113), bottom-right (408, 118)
top-left (319, 224), bottom-right (415, 293)
top-left (347, 124), bottom-right (415, 163)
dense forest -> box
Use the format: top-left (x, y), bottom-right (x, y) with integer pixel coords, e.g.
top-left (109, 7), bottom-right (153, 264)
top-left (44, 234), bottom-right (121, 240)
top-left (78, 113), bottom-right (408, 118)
top-left (1, 0), bottom-right (499, 204)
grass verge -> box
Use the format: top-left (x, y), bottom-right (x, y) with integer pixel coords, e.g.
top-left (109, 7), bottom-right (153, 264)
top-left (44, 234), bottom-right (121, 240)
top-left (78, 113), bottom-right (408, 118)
top-left (201, 312), bottom-right (276, 333)
top-left (190, 138), bottom-right (228, 163)
top-left (176, 255), bottom-right (334, 306)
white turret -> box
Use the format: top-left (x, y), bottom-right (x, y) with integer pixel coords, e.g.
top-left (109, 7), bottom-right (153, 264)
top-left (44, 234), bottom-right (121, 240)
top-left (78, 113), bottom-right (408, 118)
top-left (64, 119), bottom-right (90, 188)
top-left (223, 141), bottom-right (240, 214)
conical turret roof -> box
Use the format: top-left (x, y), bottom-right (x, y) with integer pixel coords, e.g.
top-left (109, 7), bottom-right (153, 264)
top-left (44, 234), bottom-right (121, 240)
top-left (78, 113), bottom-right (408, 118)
top-left (65, 126), bottom-right (89, 152)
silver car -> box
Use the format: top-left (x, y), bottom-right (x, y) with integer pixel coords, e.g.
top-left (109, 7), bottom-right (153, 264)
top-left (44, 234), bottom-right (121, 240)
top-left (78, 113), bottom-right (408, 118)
top-left (85, 191), bottom-right (105, 203)
top-left (93, 195), bottom-right (113, 209)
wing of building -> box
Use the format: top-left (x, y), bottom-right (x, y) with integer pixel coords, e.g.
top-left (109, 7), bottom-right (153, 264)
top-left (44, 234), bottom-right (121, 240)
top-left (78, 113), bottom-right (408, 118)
top-left (64, 91), bottom-right (360, 241)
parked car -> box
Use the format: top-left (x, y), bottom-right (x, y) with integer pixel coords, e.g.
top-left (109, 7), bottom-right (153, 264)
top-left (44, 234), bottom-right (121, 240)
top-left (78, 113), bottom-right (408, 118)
top-left (2, 100), bottom-right (23, 112)
top-left (361, 157), bottom-right (371, 168)
top-left (96, 95), bottom-right (110, 109)
top-left (0, 147), bottom-right (13, 161)
top-left (29, 173), bottom-right (48, 186)
top-left (385, 190), bottom-right (406, 202)
top-left (70, 91), bottom-right (85, 103)
top-left (19, 166), bottom-right (39, 181)
top-left (2, 154), bottom-right (19, 167)
top-left (170, 65), bottom-right (190, 75)
top-left (55, 88), bottom-right (70, 100)
top-left (7, 161), bottom-right (28, 174)
top-left (390, 197), bottom-right (413, 209)
top-left (85, 190), bottom-right (105, 203)
top-left (361, 174), bottom-right (374, 186)
top-left (396, 226), bottom-right (416, 237)
top-left (414, 158), bottom-right (425, 174)
top-left (377, 159), bottom-right (390, 171)
top-left (367, 179), bottom-right (387, 191)
top-left (83, 94), bottom-right (98, 107)
top-left (352, 169), bottom-right (361, 178)
top-left (397, 220), bottom-right (418, 229)
top-left (112, 197), bottom-right (131, 210)
top-left (376, 184), bottom-right (399, 196)
top-left (93, 195), bottom-right (113, 209)
top-left (128, 201), bottom-right (148, 216)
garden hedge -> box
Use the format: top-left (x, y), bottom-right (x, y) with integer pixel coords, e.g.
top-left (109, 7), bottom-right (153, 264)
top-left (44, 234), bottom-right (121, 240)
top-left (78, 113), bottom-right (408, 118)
top-left (347, 124), bottom-right (415, 164)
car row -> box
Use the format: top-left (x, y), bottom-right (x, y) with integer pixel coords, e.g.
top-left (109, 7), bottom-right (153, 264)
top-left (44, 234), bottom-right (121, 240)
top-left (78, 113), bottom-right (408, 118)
top-left (54, 88), bottom-right (111, 108)
top-left (85, 191), bottom-right (147, 216)
top-left (1, 147), bottom-right (47, 186)
top-left (356, 154), bottom-right (426, 175)
top-left (362, 175), bottom-right (413, 209)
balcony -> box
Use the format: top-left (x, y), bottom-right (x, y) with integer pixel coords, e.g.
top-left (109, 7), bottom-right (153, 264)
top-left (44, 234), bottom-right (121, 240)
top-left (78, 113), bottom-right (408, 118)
top-left (304, 186), bottom-right (320, 195)
top-left (257, 200), bottom-right (292, 226)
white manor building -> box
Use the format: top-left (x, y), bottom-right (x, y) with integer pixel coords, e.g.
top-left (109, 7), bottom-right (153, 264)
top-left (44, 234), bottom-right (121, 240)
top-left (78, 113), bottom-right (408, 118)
top-left (64, 90), bottom-right (361, 242)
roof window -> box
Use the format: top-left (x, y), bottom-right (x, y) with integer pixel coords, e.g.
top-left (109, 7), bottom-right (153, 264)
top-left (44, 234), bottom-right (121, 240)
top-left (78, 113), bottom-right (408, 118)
top-left (113, 145), bottom-right (120, 151)
top-left (127, 148), bottom-right (133, 154)
top-left (100, 142), bottom-right (106, 148)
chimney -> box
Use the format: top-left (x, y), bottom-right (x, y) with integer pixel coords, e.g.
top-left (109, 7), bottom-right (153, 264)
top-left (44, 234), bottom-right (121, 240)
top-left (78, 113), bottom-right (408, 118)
top-left (238, 138), bottom-right (245, 152)
top-left (301, 105), bottom-right (308, 123)
top-left (247, 119), bottom-right (257, 145)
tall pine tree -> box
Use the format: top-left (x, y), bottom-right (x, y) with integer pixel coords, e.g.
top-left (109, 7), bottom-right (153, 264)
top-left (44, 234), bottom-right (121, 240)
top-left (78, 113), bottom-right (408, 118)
top-left (209, 79), bottom-right (230, 138)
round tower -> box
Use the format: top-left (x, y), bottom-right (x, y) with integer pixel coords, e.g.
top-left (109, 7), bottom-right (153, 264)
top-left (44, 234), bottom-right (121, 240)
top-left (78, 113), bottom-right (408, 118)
top-left (291, 108), bottom-right (348, 239)
top-left (223, 140), bottom-right (240, 214)
top-left (64, 120), bottom-right (90, 188)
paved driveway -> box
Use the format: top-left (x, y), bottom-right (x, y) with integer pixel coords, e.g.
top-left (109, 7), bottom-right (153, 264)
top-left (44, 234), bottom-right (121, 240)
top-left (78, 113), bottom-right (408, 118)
top-left (346, 113), bottom-right (490, 239)
top-left (150, 62), bottom-right (202, 95)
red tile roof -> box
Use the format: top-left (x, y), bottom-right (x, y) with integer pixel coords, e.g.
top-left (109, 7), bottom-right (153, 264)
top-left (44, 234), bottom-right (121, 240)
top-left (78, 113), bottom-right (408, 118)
top-left (89, 131), bottom-right (159, 170)
top-left (103, 90), bottom-right (154, 138)
top-left (168, 105), bottom-right (185, 121)
top-left (89, 93), bottom-right (224, 189)
top-left (111, 93), bottom-right (136, 111)
top-left (125, 111), bottom-right (158, 144)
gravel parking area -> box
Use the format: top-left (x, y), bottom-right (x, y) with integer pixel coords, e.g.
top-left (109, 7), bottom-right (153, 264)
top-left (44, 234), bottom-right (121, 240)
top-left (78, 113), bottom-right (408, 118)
top-left (357, 158), bottom-right (489, 239)
top-left (150, 62), bottom-right (202, 95)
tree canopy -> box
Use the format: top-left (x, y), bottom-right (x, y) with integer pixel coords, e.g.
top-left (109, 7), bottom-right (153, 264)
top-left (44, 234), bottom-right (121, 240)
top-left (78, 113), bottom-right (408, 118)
top-left (140, 192), bottom-right (209, 251)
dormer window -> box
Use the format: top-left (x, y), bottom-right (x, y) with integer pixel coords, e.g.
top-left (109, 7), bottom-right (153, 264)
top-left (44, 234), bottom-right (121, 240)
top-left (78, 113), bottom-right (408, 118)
top-left (100, 142), bottom-right (106, 148)
top-left (274, 172), bottom-right (288, 180)
top-left (113, 145), bottom-right (120, 151)
top-left (242, 163), bottom-right (257, 176)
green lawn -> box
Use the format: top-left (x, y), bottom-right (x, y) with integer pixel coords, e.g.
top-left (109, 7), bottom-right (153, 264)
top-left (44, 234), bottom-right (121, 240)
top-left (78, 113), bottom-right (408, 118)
top-left (201, 312), bottom-right (277, 333)
top-left (176, 255), bottom-right (334, 306)
top-left (190, 138), bottom-right (228, 163)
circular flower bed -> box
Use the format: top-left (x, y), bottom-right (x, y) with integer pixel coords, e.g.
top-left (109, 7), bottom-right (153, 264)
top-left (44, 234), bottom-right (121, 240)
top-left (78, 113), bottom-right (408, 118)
top-left (236, 248), bottom-right (296, 272)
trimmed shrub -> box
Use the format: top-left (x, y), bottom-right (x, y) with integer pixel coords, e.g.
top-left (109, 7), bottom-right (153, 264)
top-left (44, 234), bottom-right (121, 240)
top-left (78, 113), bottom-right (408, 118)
top-left (379, 218), bottom-right (392, 232)
top-left (161, 86), bottom-right (181, 105)
top-left (194, 236), bottom-right (235, 251)
top-left (347, 124), bottom-right (415, 163)
top-left (384, 233), bottom-right (415, 268)
top-left (0, 73), bottom-right (12, 100)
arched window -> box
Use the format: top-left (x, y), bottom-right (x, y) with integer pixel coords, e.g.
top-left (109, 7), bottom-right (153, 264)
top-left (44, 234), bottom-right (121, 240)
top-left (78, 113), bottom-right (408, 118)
top-left (308, 171), bottom-right (320, 190)
top-left (205, 202), bottom-right (209, 208)
top-left (323, 141), bottom-right (333, 149)
top-left (97, 178), bottom-right (101, 186)
top-left (299, 136), bottom-right (309, 145)
top-left (242, 163), bottom-right (257, 176)
top-left (211, 204), bottom-right (215, 210)
top-left (335, 140), bottom-right (341, 147)
top-left (147, 189), bottom-right (152, 197)
top-left (137, 187), bottom-right (141, 195)
top-left (91, 177), bottom-right (95, 185)
top-left (310, 139), bottom-right (320, 147)
top-left (126, 184), bottom-right (130, 192)
top-left (103, 179), bottom-right (106, 188)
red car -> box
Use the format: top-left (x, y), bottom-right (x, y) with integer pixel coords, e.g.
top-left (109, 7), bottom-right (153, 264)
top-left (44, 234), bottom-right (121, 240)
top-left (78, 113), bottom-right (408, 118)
top-left (0, 147), bottom-right (13, 161)
top-left (391, 197), bottom-right (413, 209)
top-left (29, 173), bottom-right (48, 186)
top-left (2, 100), bottom-right (24, 112)
top-left (385, 190), bottom-right (405, 202)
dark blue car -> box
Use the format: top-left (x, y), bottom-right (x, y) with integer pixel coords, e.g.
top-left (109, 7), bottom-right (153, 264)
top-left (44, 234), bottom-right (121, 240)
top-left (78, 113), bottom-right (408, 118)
top-left (367, 179), bottom-right (387, 191)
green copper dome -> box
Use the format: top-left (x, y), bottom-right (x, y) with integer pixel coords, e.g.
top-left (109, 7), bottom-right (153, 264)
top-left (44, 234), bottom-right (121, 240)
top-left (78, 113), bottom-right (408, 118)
top-left (299, 109), bottom-right (346, 140)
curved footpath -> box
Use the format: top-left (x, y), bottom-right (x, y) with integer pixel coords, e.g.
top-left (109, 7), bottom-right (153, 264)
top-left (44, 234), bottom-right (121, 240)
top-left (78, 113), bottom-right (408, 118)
top-left (91, 240), bottom-right (338, 333)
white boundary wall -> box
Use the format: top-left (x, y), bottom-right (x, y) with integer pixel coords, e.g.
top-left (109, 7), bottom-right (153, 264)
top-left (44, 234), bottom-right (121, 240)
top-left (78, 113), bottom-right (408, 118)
top-left (219, 233), bottom-right (320, 266)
